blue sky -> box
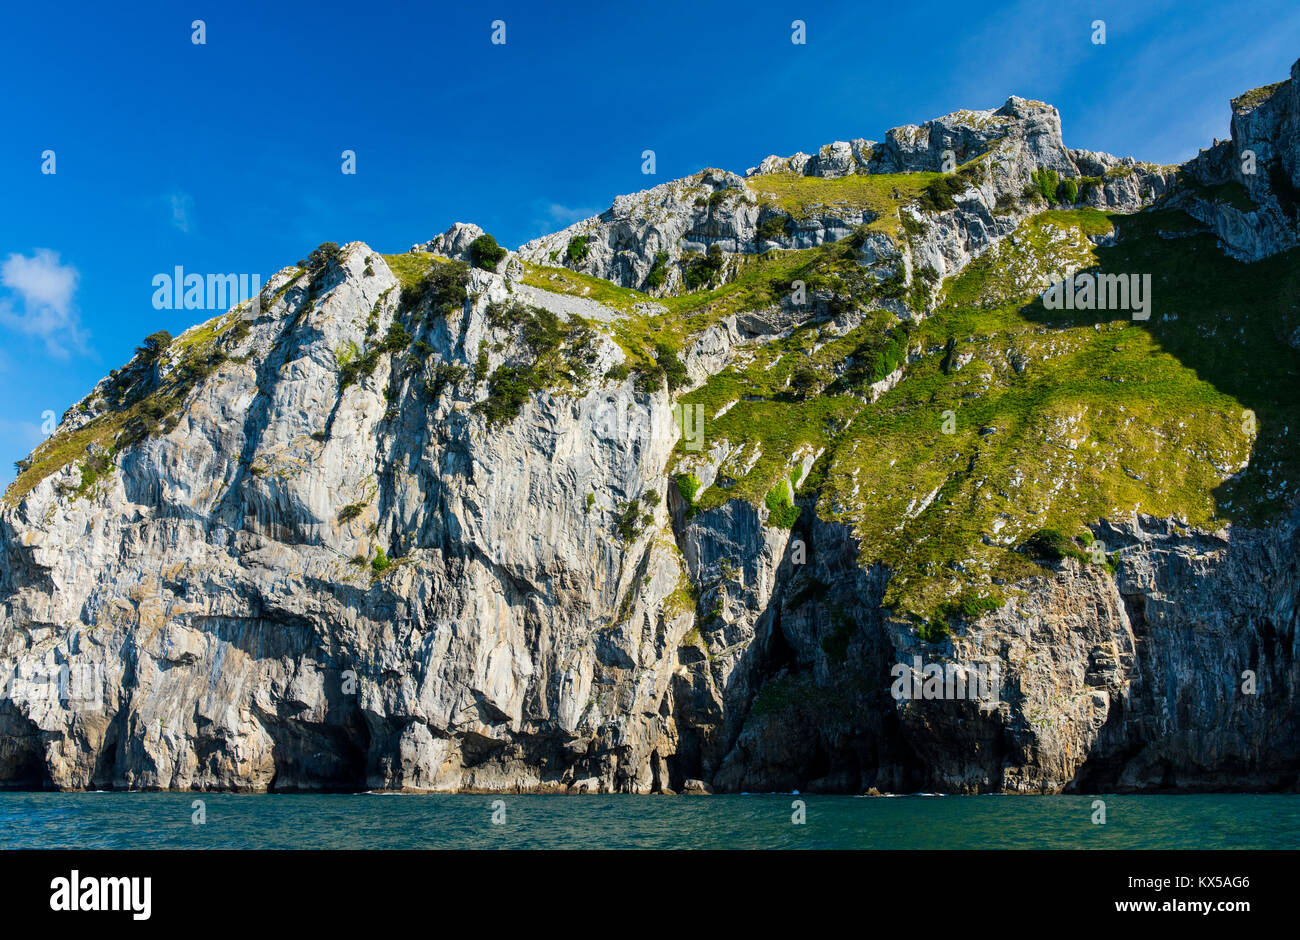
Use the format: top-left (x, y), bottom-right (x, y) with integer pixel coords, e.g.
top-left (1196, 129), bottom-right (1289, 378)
top-left (1, 0), bottom-right (1298, 487)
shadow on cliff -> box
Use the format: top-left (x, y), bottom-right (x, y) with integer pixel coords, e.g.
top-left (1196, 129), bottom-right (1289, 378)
top-left (1015, 209), bottom-right (1300, 791)
top-left (669, 489), bottom-right (931, 793)
top-left (1017, 208), bottom-right (1300, 528)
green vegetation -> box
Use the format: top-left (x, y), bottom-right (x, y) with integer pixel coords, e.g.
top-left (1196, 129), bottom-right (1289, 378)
top-left (1232, 80), bottom-right (1286, 112)
top-left (475, 303), bottom-right (599, 424)
top-left (521, 262), bottom-right (648, 312)
top-left (829, 325), bottom-right (910, 391)
top-left (917, 162), bottom-right (984, 212)
top-left (746, 169), bottom-right (944, 238)
top-left (749, 672), bottom-right (867, 722)
top-left (916, 616), bottom-right (949, 644)
top-left (339, 347), bottom-right (381, 389)
top-left (764, 481), bottom-right (800, 528)
top-left (381, 253), bottom-right (434, 291)
top-left (634, 340), bottom-right (688, 392)
top-left (306, 242), bottom-right (341, 274)
top-left (380, 321), bottom-right (411, 353)
top-left (916, 592), bottom-right (1003, 643)
top-left (788, 362), bottom-right (821, 399)
top-left (371, 546), bottom-right (391, 575)
top-left (338, 501), bottom-right (367, 523)
top-left (939, 209), bottom-right (1113, 310)
top-left (469, 233), bottom-right (508, 271)
top-left (675, 472), bottom-right (701, 511)
top-left (1186, 179), bottom-right (1258, 213)
top-left (476, 366), bottom-right (534, 425)
top-left (1030, 167), bottom-right (1060, 204)
top-left (335, 261), bottom-right (471, 393)
top-left (72, 450), bottom-right (114, 500)
top-left (6, 313), bottom-right (250, 505)
top-left (11, 150), bottom-right (1299, 635)
top-left (934, 591), bottom-right (1003, 621)
top-left (395, 258), bottom-right (470, 317)
top-left (335, 339), bottom-right (360, 372)
top-left (1023, 528), bottom-right (1088, 564)
top-left (658, 204), bottom-right (1300, 617)
top-left (820, 610), bottom-right (857, 663)
top-left (821, 207), bottom-right (1297, 613)
top-left (137, 330), bottom-right (173, 364)
top-left (756, 213), bottom-right (791, 241)
top-left (681, 244), bottom-right (726, 290)
top-left (614, 499), bottom-right (655, 542)
top-left (566, 235), bottom-right (591, 265)
top-left (644, 250), bottom-right (670, 291)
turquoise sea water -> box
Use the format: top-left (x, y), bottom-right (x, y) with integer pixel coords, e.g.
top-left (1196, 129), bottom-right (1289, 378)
top-left (0, 793), bottom-right (1297, 849)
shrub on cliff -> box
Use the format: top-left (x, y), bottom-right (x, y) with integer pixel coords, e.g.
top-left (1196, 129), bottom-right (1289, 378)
top-left (764, 483), bottom-right (800, 528)
top-left (469, 233), bottom-right (507, 271)
top-left (675, 472), bottom-right (701, 510)
top-left (1023, 528), bottom-right (1086, 563)
top-left (756, 213), bottom-right (790, 242)
top-left (565, 235), bottom-right (590, 265)
top-left (399, 260), bottom-right (470, 317)
top-left (1030, 167), bottom-right (1060, 205)
top-left (635, 341), bottom-right (688, 392)
top-left (919, 174), bottom-right (966, 212)
top-left (136, 330), bottom-right (173, 365)
top-left (681, 244), bottom-right (725, 290)
top-left (644, 251), bottom-right (670, 291)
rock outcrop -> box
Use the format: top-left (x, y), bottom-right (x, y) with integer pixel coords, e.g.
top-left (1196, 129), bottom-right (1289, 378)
top-left (712, 512), bottom-right (1300, 794)
top-left (1181, 58), bottom-right (1300, 260)
top-left (3, 67), bottom-right (1300, 794)
top-left (518, 96), bottom-right (1174, 299)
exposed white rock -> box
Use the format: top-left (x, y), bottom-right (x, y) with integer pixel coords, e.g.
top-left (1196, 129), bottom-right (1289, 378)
top-left (4, 70), bottom-right (1300, 795)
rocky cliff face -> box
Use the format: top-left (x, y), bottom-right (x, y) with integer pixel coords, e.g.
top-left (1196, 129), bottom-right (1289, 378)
top-left (517, 96), bottom-right (1174, 299)
top-left (3, 66), bottom-right (1300, 793)
top-left (1181, 58), bottom-right (1300, 260)
top-left (710, 511), bottom-right (1300, 794)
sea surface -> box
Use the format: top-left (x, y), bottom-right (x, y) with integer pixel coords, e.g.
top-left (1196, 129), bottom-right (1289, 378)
top-left (1, 792), bottom-right (1297, 849)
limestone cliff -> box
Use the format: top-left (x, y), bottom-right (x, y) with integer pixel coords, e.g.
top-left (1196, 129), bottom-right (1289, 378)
top-left (2, 64), bottom-right (1299, 793)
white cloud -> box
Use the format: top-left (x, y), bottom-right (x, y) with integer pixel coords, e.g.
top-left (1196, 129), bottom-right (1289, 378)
top-left (0, 249), bottom-right (86, 358)
top-left (170, 192), bottom-right (194, 233)
top-left (529, 201), bottom-right (599, 239)
top-left (545, 203), bottom-right (597, 225)
top-left (3, 250), bottom-right (77, 313)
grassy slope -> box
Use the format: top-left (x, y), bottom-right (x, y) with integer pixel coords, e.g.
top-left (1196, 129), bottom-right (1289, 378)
top-left (522, 244), bottom-right (862, 369)
top-left (670, 206), bottom-right (1300, 618)
top-left (4, 304), bottom-right (260, 506)
top-left (744, 170), bottom-right (943, 237)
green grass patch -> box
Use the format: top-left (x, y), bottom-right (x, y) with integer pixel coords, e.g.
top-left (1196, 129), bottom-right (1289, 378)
top-left (675, 472), bottom-right (701, 510)
top-left (745, 170), bottom-right (943, 237)
top-left (764, 481), bottom-right (800, 528)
